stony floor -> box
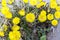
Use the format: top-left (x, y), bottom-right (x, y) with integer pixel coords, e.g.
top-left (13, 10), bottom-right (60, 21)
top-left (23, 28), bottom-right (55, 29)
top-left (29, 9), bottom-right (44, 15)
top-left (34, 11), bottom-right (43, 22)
top-left (47, 21), bottom-right (60, 40)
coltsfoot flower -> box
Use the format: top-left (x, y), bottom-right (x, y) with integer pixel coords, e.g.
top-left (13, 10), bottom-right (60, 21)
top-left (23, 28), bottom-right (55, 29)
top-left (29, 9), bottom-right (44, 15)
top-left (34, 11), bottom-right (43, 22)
top-left (23, 0), bottom-right (28, 3)
top-left (38, 10), bottom-right (47, 22)
top-left (36, 2), bottom-right (46, 8)
top-left (50, 1), bottom-right (57, 9)
top-left (26, 13), bottom-right (35, 23)
top-left (1, 6), bottom-right (9, 15)
top-left (12, 17), bottom-right (20, 24)
top-left (12, 25), bottom-right (20, 31)
top-left (38, 0), bottom-right (42, 2)
top-left (0, 31), bottom-right (4, 37)
top-left (40, 10), bottom-right (46, 15)
top-left (51, 19), bottom-right (58, 26)
top-left (18, 9), bottom-right (25, 16)
top-left (38, 14), bottom-right (46, 22)
top-left (30, 0), bottom-right (37, 6)
top-left (1, 6), bottom-right (12, 19)
top-left (9, 31), bottom-right (21, 40)
top-left (3, 24), bottom-right (8, 32)
top-left (54, 11), bottom-right (60, 19)
top-left (4, 11), bottom-right (12, 19)
top-left (47, 14), bottom-right (54, 20)
top-left (1, 0), bottom-right (7, 6)
top-left (56, 6), bottom-right (60, 11)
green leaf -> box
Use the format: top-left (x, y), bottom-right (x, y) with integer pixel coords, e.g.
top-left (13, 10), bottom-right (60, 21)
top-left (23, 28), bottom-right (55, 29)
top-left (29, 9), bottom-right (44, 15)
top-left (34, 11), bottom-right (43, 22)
top-left (40, 35), bottom-right (46, 40)
top-left (6, 37), bottom-right (10, 40)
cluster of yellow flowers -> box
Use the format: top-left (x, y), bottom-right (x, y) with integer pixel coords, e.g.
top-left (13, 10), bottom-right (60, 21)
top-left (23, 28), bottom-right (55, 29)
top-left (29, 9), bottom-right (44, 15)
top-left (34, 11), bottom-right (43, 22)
top-left (1, 0), bottom-right (13, 19)
top-left (9, 25), bottom-right (21, 40)
top-left (23, 0), bottom-right (46, 8)
top-left (0, 0), bottom-right (14, 37)
top-left (17, 9), bottom-right (60, 26)
top-left (50, 0), bottom-right (60, 11)
top-left (0, 0), bottom-right (60, 40)
top-left (0, 0), bottom-right (21, 40)
top-left (50, 0), bottom-right (57, 9)
top-left (0, 24), bottom-right (8, 37)
top-left (10, 17), bottom-right (21, 40)
top-left (38, 10), bottom-right (59, 26)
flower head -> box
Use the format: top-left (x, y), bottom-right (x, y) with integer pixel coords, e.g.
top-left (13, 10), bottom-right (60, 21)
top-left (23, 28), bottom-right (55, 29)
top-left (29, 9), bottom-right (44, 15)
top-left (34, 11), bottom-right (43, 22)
top-left (1, 0), bottom-right (7, 6)
top-left (23, 0), bottom-right (28, 3)
top-left (30, 0), bottom-right (37, 6)
top-left (47, 14), bottom-right (54, 20)
top-left (9, 31), bottom-right (21, 40)
top-left (40, 10), bottom-right (46, 15)
top-left (50, 1), bottom-right (57, 8)
top-left (1, 6), bottom-right (9, 14)
top-left (4, 11), bottom-right (12, 19)
top-left (18, 9), bottom-right (25, 16)
top-left (1, 6), bottom-right (12, 19)
top-left (51, 19), bottom-right (58, 26)
top-left (38, 0), bottom-right (42, 2)
top-left (26, 13), bottom-right (35, 23)
top-left (0, 31), bottom-right (4, 37)
top-left (38, 10), bottom-right (47, 22)
top-left (56, 6), bottom-right (60, 11)
top-left (12, 25), bottom-right (20, 31)
top-left (12, 17), bottom-right (20, 24)
top-left (38, 14), bottom-right (46, 22)
top-left (3, 24), bottom-right (8, 32)
top-left (54, 11), bottom-right (60, 19)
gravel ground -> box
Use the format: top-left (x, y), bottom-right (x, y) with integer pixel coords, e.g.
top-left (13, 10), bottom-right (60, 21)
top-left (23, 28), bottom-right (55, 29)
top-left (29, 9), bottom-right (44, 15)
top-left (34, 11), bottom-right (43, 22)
top-left (52, 21), bottom-right (60, 40)
top-left (47, 21), bottom-right (60, 40)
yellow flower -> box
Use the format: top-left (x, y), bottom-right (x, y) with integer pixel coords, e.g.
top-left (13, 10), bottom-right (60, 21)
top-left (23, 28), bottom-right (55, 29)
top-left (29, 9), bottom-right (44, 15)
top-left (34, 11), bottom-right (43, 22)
top-left (12, 25), bottom-right (20, 31)
top-left (26, 13), bottom-right (35, 23)
top-left (56, 6), bottom-right (60, 11)
top-left (30, 0), bottom-right (37, 6)
top-left (1, 6), bottom-right (9, 14)
top-left (36, 3), bottom-right (41, 8)
top-left (18, 9), bottom-right (25, 16)
top-left (0, 31), bottom-right (4, 37)
top-left (54, 11), bottom-right (60, 19)
top-left (8, 0), bottom-right (14, 4)
top-left (1, 6), bottom-right (12, 19)
top-left (41, 2), bottom-right (46, 6)
top-left (38, 14), bottom-right (46, 22)
top-left (1, 0), bottom-right (7, 6)
top-left (51, 19), bottom-right (58, 26)
top-left (38, 10), bottom-right (47, 22)
top-left (47, 14), bottom-right (54, 20)
top-left (3, 24), bottom-right (8, 32)
top-left (36, 2), bottom-right (46, 8)
top-left (4, 11), bottom-right (12, 19)
top-left (12, 17), bottom-right (20, 24)
top-left (23, 0), bottom-right (28, 3)
top-left (50, 0), bottom-right (56, 2)
top-left (40, 10), bottom-right (46, 15)
top-left (9, 31), bottom-right (21, 40)
top-left (38, 0), bottom-right (42, 2)
top-left (50, 2), bottom-right (57, 8)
